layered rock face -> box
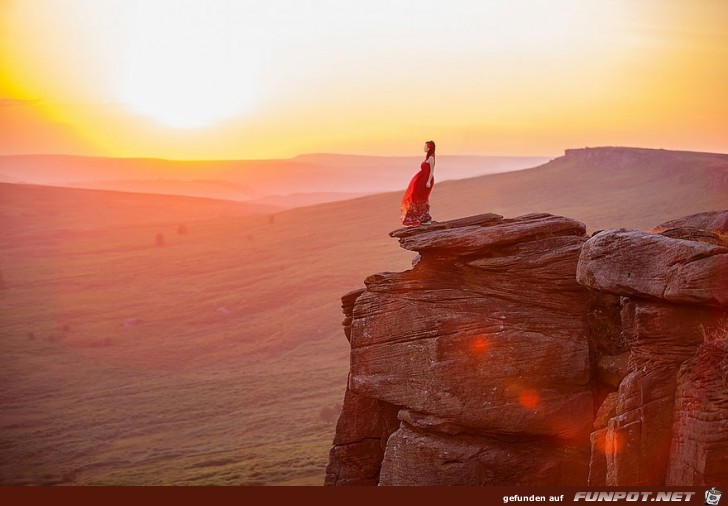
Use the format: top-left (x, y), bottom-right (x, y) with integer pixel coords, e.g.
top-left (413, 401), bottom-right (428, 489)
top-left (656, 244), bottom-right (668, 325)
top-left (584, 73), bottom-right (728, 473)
top-left (577, 211), bottom-right (728, 486)
top-left (325, 210), bottom-right (728, 486)
top-left (325, 213), bottom-right (615, 485)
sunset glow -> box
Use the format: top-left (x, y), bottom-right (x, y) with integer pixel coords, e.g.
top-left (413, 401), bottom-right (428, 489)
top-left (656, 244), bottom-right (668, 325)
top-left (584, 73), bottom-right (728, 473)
top-left (1, 0), bottom-right (726, 158)
top-left (117, 1), bottom-right (261, 128)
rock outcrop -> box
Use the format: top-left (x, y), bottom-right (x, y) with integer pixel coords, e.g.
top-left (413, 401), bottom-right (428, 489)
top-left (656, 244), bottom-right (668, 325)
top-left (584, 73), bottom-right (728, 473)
top-left (325, 210), bottom-right (728, 486)
top-left (577, 211), bottom-right (728, 486)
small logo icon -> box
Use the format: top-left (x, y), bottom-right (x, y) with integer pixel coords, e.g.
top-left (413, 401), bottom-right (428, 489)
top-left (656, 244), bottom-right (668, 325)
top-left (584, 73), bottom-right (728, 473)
top-left (706, 488), bottom-right (722, 506)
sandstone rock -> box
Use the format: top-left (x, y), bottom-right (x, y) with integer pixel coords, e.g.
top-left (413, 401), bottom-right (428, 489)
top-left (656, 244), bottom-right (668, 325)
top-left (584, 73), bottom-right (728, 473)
top-left (341, 287), bottom-right (365, 343)
top-left (588, 392), bottom-right (619, 486)
top-left (577, 229), bottom-right (728, 307)
top-left (594, 392), bottom-right (619, 430)
top-left (324, 388), bottom-right (399, 486)
top-left (666, 334), bottom-right (728, 485)
top-left (652, 210), bottom-right (728, 247)
top-left (588, 429), bottom-right (609, 487)
top-left (652, 210), bottom-right (728, 235)
top-left (325, 439), bottom-right (385, 486)
top-left (389, 212), bottom-right (503, 239)
top-left (393, 213), bottom-right (586, 257)
top-left (330, 214), bottom-right (599, 486)
top-left (599, 300), bottom-right (724, 485)
top-left (379, 422), bottom-right (589, 486)
top-left (327, 210), bottom-right (728, 487)
top-left (397, 409), bottom-right (470, 435)
top-left (578, 215), bottom-right (728, 486)
top-left (657, 226), bottom-right (727, 247)
top-left (619, 300), bottom-right (713, 382)
top-left (349, 233), bottom-right (594, 441)
top-left (596, 353), bottom-right (629, 388)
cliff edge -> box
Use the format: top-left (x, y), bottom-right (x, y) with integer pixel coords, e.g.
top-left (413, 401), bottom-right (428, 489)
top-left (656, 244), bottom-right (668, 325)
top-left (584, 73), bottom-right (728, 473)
top-left (325, 210), bottom-right (728, 486)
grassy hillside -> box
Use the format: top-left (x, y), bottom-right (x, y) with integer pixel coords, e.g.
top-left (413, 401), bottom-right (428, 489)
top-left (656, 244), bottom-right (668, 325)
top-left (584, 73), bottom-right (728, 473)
top-left (0, 147), bottom-right (726, 485)
top-left (0, 185), bottom-right (407, 486)
top-left (0, 183), bottom-right (278, 238)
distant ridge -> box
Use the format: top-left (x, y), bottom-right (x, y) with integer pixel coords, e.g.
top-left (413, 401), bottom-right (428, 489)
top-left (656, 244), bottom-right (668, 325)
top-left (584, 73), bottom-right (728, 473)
top-left (563, 145), bottom-right (728, 158)
top-left (0, 152), bottom-right (549, 207)
top-left (428, 146), bottom-right (728, 232)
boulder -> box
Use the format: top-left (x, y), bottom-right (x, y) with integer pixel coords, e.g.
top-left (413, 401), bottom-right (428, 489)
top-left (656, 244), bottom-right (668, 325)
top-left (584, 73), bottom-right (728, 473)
top-left (392, 213), bottom-right (586, 257)
top-left (577, 229), bottom-right (728, 307)
top-left (379, 422), bottom-right (589, 486)
top-left (652, 210), bottom-right (728, 247)
top-left (652, 210), bottom-right (728, 235)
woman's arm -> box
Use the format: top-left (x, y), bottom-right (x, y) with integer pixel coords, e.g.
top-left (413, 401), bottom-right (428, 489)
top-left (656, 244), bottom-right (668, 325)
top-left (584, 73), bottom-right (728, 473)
top-left (426, 156), bottom-right (434, 188)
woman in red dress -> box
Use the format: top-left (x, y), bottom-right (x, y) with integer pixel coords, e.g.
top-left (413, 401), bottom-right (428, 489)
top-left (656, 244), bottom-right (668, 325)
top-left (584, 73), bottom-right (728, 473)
top-left (401, 140), bottom-right (435, 226)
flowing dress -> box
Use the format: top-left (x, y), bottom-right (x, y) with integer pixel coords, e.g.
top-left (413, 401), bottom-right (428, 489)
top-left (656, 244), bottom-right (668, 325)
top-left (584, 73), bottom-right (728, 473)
top-left (400, 158), bottom-right (434, 226)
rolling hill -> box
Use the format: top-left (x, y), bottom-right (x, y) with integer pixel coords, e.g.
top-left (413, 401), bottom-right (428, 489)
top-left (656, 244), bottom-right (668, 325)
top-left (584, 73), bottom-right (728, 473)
top-left (0, 146), bottom-right (726, 485)
top-left (0, 153), bottom-right (550, 206)
top-left (0, 183), bottom-right (278, 240)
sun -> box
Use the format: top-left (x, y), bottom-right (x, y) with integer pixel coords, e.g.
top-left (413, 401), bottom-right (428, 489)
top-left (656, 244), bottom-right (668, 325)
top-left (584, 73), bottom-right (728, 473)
top-left (116, 1), bottom-right (259, 129)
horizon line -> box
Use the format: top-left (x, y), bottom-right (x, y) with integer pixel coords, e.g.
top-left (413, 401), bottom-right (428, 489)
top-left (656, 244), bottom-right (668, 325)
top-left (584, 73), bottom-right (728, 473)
top-left (0, 152), bottom-right (558, 162)
top-left (4, 145), bottom-right (728, 163)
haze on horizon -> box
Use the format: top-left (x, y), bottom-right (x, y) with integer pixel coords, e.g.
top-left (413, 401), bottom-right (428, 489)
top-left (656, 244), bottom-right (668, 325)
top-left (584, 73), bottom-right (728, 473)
top-left (1, 0), bottom-right (727, 161)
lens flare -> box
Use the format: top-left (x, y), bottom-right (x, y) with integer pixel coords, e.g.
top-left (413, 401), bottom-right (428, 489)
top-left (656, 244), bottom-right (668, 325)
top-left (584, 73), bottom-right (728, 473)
top-left (518, 390), bottom-right (541, 409)
top-left (470, 337), bottom-right (489, 354)
top-left (599, 430), bottom-right (624, 455)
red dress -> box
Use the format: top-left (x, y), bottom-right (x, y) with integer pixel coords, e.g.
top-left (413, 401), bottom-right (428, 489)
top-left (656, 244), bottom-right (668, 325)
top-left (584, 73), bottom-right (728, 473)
top-left (400, 158), bottom-right (434, 226)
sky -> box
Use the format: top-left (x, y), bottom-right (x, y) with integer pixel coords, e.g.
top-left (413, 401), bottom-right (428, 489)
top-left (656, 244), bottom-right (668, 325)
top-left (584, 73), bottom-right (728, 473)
top-left (1, 0), bottom-right (727, 159)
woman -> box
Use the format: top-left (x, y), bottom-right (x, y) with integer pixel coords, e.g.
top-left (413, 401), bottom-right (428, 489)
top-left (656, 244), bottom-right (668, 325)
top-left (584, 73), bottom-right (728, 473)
top-left (401, 140), bottom-right (435, 226)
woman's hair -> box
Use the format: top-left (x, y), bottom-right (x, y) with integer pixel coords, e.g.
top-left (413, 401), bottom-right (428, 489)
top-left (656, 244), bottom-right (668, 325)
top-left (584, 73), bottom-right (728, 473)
top-left (425, 140), bottom-right (436, 160)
